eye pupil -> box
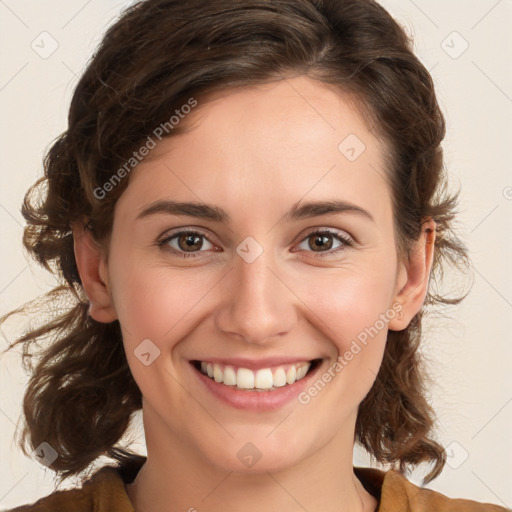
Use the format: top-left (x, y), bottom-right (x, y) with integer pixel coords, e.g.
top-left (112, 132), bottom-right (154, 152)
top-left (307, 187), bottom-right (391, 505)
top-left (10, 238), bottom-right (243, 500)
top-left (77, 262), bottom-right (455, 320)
top-left (179, 233), bottom-right (203, 251)
top-left (310, 234), bottom-right (333, 251)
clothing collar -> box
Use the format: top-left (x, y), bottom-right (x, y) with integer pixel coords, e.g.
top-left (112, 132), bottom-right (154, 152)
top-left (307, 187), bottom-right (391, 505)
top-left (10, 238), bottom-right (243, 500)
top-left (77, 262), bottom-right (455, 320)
top-left (115, 455), bottom-right (389, 510)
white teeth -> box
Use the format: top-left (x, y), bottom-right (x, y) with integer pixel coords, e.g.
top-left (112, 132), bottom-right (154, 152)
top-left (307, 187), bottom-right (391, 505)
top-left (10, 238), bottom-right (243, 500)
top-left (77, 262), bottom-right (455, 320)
top-left (286, 365), bottom-right (296, 384)
top-left (237, 368), bottom-right (254, 389)
top-left (273, 367), bottom-right (287, 387)
top-left (213, 364), bottom-right (223, 383)
top-left (223, 365), bottom-right (237, 386)
top-left (255, 368), bottom-right (273, 389)
top-left (198, 360), bottom-right (313, 390)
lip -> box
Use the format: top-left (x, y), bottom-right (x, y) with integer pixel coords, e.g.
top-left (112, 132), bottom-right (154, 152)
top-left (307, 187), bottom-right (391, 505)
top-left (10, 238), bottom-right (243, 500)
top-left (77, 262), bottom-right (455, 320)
top-left (192, 356), bottom-right (316, 371)
top-left (189, 358), bottom-right (322, 411)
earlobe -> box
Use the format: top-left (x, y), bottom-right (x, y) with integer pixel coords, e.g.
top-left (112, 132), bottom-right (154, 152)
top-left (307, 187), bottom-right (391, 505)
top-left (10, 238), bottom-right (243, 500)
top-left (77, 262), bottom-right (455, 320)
top-left (388, 219), bottom-right (436, 331)
top-left (72, 221), bottom-right (117, 323)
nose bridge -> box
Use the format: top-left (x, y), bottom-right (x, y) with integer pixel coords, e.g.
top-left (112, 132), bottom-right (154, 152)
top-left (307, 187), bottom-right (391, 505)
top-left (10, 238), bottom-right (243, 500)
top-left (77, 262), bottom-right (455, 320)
top-left (215, 243), bottom-right (296, 344)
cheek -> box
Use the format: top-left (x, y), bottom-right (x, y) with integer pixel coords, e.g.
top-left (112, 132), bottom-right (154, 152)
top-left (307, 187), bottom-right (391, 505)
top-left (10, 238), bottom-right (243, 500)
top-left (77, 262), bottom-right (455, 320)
top-left (108, 260), bottom-right (217, 348)
top-left (108, 264), bottom-right (216, 407)
top-left (300, 264), bottom-right (396, 345)
top-left (294, 262), bottom-right (397, 398)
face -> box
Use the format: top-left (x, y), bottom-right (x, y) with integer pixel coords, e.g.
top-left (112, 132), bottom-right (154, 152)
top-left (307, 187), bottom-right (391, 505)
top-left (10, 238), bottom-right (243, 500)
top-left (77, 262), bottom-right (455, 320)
top-left (95, 76), bottom-right (408, 473)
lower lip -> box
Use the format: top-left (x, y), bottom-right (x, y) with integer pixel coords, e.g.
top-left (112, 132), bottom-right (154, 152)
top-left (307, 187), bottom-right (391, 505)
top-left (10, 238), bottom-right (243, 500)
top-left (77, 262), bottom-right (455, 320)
top-left (191, 362), bottom-right (321, 411)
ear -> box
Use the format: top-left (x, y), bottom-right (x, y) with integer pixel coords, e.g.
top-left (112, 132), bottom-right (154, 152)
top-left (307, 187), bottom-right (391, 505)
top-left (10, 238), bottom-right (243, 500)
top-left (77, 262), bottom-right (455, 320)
top-left (72, 221), bottom-right (117, 323)
top-left (388, 219), bottom-right (436, 331)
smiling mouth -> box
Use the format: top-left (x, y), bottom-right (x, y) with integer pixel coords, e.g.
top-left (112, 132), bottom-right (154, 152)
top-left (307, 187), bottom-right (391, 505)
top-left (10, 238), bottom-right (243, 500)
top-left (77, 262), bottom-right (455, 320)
top-left (191, 359), bottom-right (322, 391)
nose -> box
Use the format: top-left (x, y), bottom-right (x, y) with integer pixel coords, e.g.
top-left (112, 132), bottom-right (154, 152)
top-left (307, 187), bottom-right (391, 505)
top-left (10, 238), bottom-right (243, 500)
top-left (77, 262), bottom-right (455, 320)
top-left (214, 246), bottom-right (297, 345)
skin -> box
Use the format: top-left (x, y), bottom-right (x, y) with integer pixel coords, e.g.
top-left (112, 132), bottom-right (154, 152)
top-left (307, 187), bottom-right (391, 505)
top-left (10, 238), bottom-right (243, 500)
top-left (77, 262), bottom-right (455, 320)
top-left (73, 75), bottom-right (435, 512)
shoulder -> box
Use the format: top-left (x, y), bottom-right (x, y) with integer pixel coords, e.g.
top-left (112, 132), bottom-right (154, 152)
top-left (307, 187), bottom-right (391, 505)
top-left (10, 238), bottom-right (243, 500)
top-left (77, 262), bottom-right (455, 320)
top-left (5, 465), bottom-right (133, 512)
top-left (355, 467), bottom-right (510, 512)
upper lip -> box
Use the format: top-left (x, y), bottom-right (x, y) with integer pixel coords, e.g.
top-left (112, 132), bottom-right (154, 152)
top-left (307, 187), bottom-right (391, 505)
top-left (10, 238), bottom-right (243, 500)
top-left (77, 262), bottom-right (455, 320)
top-left (191, 357), bottom-right (320, 371)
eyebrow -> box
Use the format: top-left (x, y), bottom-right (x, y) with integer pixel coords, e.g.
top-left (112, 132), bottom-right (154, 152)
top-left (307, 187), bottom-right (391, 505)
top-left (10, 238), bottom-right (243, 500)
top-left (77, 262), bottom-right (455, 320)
top-left (136, 199), bottom-right (374, 223)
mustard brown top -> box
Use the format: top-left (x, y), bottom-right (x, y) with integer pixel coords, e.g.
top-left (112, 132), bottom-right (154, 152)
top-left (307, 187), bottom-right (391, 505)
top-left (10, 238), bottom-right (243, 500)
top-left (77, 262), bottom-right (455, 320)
top-left (7, 456), bottom-right (510, 511)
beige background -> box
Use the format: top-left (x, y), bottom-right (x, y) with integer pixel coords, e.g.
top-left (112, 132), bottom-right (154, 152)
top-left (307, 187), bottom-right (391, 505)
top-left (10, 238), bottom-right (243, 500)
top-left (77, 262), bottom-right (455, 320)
top-left (1, 0), bottom-right (511, 509)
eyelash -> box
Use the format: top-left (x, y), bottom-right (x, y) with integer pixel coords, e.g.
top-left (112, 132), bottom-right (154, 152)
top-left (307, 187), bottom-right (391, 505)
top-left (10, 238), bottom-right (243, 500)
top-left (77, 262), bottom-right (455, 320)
top-left (157, 228), bottom-right (354, 259)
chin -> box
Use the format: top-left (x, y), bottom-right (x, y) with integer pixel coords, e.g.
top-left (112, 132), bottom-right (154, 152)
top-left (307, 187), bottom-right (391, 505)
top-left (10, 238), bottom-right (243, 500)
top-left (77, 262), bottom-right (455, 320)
top-left (197, 433), bottom-right (311, 475)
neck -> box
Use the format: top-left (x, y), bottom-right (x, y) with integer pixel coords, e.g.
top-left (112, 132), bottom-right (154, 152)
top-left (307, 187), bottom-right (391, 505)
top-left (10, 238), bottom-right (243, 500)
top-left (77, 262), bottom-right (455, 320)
top-left (126, 406), bottom-right (377, 512)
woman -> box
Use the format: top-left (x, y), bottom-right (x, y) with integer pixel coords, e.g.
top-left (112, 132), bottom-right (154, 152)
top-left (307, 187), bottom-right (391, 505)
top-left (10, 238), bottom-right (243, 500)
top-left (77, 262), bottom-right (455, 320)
top-left (2, 0), bottom-right (509, 510)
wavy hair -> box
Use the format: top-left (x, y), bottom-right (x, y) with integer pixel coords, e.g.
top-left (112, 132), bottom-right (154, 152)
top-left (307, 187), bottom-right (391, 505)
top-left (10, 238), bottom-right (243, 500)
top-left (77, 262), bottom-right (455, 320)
top-left (1, 0), bottom-right (468, 486)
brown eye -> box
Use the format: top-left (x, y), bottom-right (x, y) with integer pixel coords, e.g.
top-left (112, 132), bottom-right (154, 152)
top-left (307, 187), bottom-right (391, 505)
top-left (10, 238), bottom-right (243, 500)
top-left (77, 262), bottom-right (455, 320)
top-left (159, 230), bottom-right (216, 257)
top-left (177, 233), bottom-right (204, 252)
top-left (294, 229), bottom-right (353, 257)
top-left (308, 233), bottom-right (334, 252)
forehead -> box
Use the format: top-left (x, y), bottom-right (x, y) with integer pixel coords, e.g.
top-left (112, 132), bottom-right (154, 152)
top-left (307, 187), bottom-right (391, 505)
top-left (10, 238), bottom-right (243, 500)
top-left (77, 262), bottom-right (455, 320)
top-left (115, 76), bottom-right (392, 226)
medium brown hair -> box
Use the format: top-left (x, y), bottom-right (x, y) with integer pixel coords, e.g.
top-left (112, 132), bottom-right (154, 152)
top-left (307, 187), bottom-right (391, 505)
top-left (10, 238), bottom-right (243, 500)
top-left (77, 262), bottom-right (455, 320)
top-left (1, 0), bottom-right (468, 486)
